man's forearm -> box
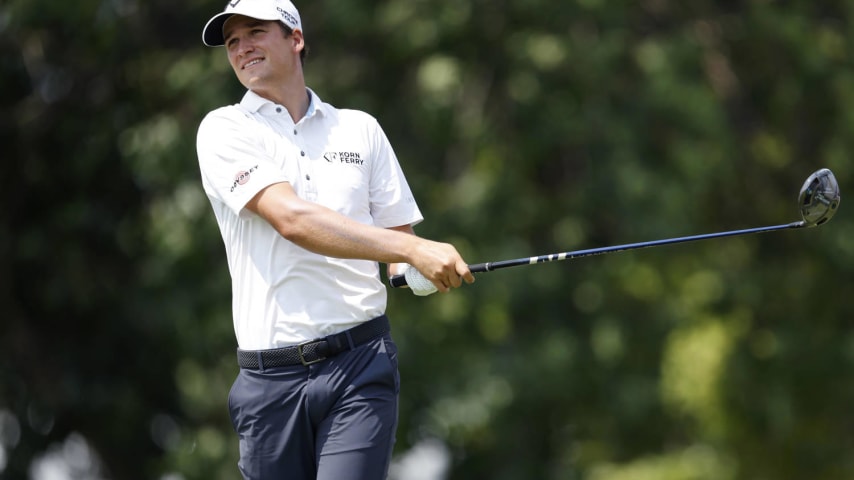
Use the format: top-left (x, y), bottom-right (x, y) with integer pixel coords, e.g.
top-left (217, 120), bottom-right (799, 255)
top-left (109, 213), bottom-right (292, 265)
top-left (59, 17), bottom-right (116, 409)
top-left (246, 181), bottom-right (472, 291)
top-left (245, 182), bottom-right (418, 264)
top-left (278, 202), bottom-right (421, 264)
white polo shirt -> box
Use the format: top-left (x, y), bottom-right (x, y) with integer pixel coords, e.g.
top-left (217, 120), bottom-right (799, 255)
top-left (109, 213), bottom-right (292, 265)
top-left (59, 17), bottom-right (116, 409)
top-left (196, 88), bottom-right (423, 349)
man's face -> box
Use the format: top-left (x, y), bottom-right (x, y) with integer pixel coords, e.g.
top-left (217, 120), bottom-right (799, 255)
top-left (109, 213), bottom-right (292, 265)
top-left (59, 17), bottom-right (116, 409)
top-left (222, 16), bottom-right (302, 94)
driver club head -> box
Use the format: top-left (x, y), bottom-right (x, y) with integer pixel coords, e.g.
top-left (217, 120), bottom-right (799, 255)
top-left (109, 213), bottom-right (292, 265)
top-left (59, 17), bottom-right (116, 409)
top-left (799, 168), bottom-right (840, 227)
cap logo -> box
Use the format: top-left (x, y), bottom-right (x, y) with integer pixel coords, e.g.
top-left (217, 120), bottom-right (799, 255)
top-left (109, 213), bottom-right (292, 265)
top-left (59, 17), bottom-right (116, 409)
top-left (277, 6), bottom-right (298, 26)
top-left (228, 0), bottom-right (241, 7)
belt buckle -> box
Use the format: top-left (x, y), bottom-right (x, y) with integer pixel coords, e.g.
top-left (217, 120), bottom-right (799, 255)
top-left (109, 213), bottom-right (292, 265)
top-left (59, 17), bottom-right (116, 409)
top-left (297, 340), bottom-right (326, 366)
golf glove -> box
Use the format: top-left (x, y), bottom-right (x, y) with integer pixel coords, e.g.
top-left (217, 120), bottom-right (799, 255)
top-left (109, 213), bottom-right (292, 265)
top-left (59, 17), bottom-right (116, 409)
top-left (398, 264), bottom-right (438, 296)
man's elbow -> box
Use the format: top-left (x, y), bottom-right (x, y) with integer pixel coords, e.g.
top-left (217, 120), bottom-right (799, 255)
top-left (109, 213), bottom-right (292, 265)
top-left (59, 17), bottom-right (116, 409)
top-left (247, 193), bottom-right (310, 241)
top-left (267, 203), bottom-right (312, 241)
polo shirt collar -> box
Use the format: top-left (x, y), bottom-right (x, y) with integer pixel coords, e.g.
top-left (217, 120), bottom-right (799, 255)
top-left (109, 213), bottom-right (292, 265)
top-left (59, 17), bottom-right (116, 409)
top-left (239, 88), bottom-right (326, 119)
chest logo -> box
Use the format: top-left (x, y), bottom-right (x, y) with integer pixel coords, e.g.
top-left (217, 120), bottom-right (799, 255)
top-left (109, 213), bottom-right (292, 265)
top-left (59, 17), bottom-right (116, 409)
top-left (323, 151), bottom-right (365, 166)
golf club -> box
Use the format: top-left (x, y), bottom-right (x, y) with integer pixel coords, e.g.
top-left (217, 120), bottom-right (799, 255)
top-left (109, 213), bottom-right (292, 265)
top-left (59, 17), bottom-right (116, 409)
top-left (390, 168), bottom-right (840, 289)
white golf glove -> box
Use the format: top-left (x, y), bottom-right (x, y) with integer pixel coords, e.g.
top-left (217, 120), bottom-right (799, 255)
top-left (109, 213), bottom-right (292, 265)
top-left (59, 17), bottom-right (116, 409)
top-left (398, 264), bottom-right (438, 296)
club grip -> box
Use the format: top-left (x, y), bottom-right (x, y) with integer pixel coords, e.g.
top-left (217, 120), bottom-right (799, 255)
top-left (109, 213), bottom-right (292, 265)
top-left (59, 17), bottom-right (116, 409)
top-left (389, 263), bottom-right (489, 288)
top-left (468, 263), bottom-right (489, 273)
top-left (389, 273), bottom-right (408, 288)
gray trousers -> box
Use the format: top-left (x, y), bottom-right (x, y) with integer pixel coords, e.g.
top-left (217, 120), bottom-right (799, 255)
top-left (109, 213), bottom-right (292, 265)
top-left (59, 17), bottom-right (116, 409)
top-left (228, 333), bottom-right (400, 479)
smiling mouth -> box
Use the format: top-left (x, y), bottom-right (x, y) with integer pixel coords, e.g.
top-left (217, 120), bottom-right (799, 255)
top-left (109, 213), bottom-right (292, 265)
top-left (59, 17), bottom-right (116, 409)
top-left (243, 58), bottom-right (264, 70)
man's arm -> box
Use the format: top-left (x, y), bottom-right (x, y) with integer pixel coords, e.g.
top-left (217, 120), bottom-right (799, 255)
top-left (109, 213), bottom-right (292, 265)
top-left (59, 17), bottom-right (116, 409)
top-left (385, 224), bottom-right (415, 279)
top-left (245, 182), bottom-right (474, 292)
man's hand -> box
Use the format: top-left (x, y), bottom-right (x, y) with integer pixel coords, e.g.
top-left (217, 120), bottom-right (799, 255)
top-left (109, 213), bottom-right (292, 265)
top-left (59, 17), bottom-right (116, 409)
top-left (409, 239), bottom-right (475, 293)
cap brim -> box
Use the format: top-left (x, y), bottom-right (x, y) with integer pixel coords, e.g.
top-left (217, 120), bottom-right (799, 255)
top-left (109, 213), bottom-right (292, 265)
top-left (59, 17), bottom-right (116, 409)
top-left (202, 12), bottom-right (234, 47)
top-left (202, 7), bottom-right (294, 47)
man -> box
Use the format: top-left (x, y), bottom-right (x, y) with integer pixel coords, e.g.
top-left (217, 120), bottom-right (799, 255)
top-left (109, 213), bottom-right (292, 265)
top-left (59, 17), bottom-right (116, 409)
top-left (196, 0), bottom-right (475, 478)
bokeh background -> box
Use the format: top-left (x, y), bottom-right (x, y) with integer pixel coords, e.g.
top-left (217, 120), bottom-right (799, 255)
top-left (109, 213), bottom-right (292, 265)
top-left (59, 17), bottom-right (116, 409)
top-left (2, 0), bottom-right (853, 478)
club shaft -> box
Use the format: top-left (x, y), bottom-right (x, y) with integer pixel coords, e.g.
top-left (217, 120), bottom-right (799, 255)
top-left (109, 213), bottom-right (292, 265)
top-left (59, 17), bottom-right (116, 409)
top-left (389, 221), bottom-right (805, 287)
top-left (469, 221), bottom-right (805, 273)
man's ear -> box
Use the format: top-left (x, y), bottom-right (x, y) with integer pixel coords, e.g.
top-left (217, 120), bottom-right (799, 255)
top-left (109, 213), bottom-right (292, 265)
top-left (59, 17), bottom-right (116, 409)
top-left (291, 29), bottom-right (305, 53)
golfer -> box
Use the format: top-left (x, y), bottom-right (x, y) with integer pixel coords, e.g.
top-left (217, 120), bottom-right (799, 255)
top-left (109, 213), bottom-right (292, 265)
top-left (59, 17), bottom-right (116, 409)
top-left (196, 0), bottom-right (474, 478)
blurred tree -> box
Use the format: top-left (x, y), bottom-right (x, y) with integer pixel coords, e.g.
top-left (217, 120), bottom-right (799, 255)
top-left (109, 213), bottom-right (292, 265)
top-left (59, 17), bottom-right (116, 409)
top-left (1, 0), bottom-right (852, 479)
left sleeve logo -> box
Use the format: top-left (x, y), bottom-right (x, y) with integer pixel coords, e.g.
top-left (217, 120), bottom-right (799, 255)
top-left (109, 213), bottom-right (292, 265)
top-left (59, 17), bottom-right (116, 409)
top-left (230, 165), bottom-right (259, 193)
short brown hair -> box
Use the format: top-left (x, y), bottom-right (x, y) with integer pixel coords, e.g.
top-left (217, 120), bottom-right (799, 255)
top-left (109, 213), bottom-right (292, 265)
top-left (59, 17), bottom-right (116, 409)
top-left (279, 23), bottom-right (308, 65)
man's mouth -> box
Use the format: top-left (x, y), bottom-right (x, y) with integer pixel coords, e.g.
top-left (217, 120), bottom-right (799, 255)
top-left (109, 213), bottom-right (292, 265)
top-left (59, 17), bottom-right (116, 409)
top-left (243, 58), bottom-right (264, 70)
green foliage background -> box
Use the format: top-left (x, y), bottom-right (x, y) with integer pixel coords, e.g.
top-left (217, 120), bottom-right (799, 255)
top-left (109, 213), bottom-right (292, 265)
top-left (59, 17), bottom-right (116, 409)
top-left (2, 0), bottom-right (853, 478)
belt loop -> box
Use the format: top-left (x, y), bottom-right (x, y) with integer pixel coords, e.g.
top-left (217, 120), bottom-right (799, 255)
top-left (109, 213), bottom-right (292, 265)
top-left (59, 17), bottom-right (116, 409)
top-left (345, 331), bottom-right (355, 350)
top-left (256, 351), bottom-right (265, 371)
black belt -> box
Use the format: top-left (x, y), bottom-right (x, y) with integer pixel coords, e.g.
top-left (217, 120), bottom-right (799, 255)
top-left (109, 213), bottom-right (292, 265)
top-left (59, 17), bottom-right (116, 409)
top-left (237, 315), bottom-right (390, 369)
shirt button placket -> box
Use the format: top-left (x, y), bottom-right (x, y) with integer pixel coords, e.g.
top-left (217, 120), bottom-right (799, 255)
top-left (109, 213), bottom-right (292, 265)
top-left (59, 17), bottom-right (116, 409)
top-left (293, 123), bottom-right (316, 200)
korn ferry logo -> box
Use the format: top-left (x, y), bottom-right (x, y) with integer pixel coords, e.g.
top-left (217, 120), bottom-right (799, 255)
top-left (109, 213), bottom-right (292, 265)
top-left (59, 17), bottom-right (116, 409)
top-left (323, 151), bottom-right (365, 165)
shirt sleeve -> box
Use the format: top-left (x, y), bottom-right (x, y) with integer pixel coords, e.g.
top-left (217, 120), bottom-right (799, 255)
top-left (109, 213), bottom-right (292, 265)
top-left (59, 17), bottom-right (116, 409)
top-left (366, 116), bottom-right (424, 228)
top-left (196, 106), bottom-right (292, 216)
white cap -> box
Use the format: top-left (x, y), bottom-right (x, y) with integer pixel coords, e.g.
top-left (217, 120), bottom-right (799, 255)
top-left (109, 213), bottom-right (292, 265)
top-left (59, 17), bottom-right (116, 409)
top-left (202, 0), bottom-right (302, 47)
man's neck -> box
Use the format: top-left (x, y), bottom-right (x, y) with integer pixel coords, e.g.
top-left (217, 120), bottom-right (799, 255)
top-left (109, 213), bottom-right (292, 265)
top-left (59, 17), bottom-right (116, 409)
top-left (252, 80), bottom-right (310, 123)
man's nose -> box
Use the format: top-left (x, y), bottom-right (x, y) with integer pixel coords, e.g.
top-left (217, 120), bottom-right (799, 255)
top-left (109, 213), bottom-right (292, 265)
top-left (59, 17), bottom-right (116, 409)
top-left (238, 39), bottom-right (255, 55)
top-left (232, 37), bottom-right (254, 57)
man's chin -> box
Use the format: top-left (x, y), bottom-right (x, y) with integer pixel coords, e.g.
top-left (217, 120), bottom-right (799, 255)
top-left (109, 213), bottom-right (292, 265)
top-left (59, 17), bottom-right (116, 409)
top-left (243, 77), bottom-right (268, 93)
